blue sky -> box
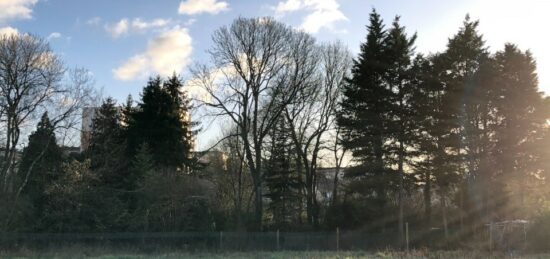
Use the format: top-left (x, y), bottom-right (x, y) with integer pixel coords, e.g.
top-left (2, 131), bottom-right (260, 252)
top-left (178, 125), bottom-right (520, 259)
top-left (3, 0), bottom-right (550, 148)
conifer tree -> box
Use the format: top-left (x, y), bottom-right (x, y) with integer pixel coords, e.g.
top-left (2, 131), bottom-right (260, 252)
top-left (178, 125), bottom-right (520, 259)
top-left (383, 16), bottom-right (417, 245)
top-left (338, 10), bottom-right (393, 226)
top-left (18, 112), bottom-right (63, 230)
top-left (338, 11), bottom-right (418, 241)
top-left (438, 16), bottom-right (491, 232)
top-left (127, 76), bottom-right (196, 171)
top-left (88, 97), bottom-right (129, 190)
top-left (491, 44), bottom-right (550, 219)
top-left (265, 118), bottom-right (301, 229)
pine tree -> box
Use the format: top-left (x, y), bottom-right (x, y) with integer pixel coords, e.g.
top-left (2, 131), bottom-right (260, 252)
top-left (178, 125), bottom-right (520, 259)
top-left (18, 112), bottom-right (63, 230)
top-left (88, 97), bottom-right (129, 190)
top-left (129, 143), bottom-right (155, 231)
top-left (127, 76), bottom-right (196, 171)
top-left (384, 16), bottom-right (418, 246)
top-left (337, 9), bottom-right (394, 228)
top-left (438, 16), bottom-right (492, 232)
top-left (338, 11), bottom-right (418, 239)
top-left (491, 44), bottom-right (550, 219)
top-left (163, 74), bottom-right (198, 169)
top-left (264, 117), bottom-right (301, 230)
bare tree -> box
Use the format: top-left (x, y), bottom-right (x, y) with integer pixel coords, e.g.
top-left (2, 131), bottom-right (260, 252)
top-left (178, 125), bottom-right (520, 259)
top-left (0, 34), bottom-right (65, 193)
top-left (213, 125), bottom-right (254, 230)
top-left (191, 17), bottom-right (316, 229)
top-left (328, 117), bottom-right (348, 207)
top-left (283, 42), bottom-right (351, 226)
top-left (0, 34), bottom-right (96, 229)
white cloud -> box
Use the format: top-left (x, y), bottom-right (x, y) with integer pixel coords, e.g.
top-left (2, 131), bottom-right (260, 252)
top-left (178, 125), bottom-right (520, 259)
top-left (184, 18), bottom-right (197, 26)
top-left (47, 32), bottom-right (61, 40)
top-left (113, 27), bottom-right (193, 81)
top-left (0, 26), bottom-right (18, 36)
top-left (0, 0), bottom-right (38, 23)
top-left (273, 0), bottom-right (348, 33)
top-left (178, 0), bottom-right (229, 15)
top-left (86, 17), bottom-right (102, 26)
top-left (105, 19), bottom-right (129, 38)
top-left (105, 18), bottom-right (171, 38)
top-left (274, 0), bottom-right (302, 15)
top-left (131, 18), bottom-right (170, 30)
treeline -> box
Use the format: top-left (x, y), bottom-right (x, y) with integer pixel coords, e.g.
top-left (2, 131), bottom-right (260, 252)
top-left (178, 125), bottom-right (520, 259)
top-left (192, 11), bottom-right (550, 246)
top-left (336, 11), bottom-right (550, 245)
top-left (1, 9), bottom-right (550, 249)
top-left (3, 74), bottom-right (210, 232)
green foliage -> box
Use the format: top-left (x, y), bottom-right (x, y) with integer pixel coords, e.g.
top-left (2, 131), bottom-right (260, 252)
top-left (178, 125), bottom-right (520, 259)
top-left (17, 112), bottom-right (64, 231)
top-left (126, 76), bottom-right (197, 172)
top-left (41, 159), bottom-right (106, 232)
top-left (264, 118), bottom-right (301, 230)
top-left (89, 97), bottom-right (130, 189)
top-left (337, 10), bottom-right (417, 230)
top-left (129, 142), bottom-right (214, 232)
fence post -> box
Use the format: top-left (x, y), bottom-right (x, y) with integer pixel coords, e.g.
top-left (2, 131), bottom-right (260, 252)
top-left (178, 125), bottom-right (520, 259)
top-left (276, 229), bottom-right (280, 251)
top-left (336, 227), bottom-right (340, 252)
top-left (523, 223), bottom-right (527, 250)
top-left (489, 221), bottom-right (493, 252)
top-left (405, 222), bottom-right (409, 251)
top-left (219, 231), bottom-right (223, 251)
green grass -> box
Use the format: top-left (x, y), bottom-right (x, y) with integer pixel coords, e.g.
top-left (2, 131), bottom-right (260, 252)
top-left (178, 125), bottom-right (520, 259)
top-left (2, 249), bottom-right (550, 258)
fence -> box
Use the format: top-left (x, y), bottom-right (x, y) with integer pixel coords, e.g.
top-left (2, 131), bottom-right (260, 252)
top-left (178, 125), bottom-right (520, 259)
top-left (0, 227), bottom-right (458, 252)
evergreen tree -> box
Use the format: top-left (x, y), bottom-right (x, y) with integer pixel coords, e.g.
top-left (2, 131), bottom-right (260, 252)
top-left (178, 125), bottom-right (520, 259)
top-left (127, 76), bottom-right (196, 171)
top-left (383, 16), bottom-right (418, 245)
top-left (163, 74), bottom-right (198, 169)
top-left (337, 9), bottom-right (394, 229)
top-left (438, 16), bottom-right (492, 232)
top-left (264, 117), bottom-right (301, 230)
top-left (87, 97), bottom-right (131, 230)
top-left (88, 97), bottom-right (129, 190)
top-left (338, 11), bottom-right (417, 239)
top-left (18, 112), bottom-right (63, 230)
top-left (129, 143), bottom-right (155, 231)
top-left (491, 44), bottom-right (550, 219)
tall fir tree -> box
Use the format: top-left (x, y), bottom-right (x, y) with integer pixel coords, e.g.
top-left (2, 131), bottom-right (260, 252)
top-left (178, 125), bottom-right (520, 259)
top-left (88, 97), bottom-right (129, 190)
top-left (491, 44), bottom-right (550, 220)
top-left (383, 16), bottom-right (418, 245)
top-left (18, 112), bottom-right (63, 230)
top-left (127, 76), bottom-right (193, 171)
top-left (337, 9), bottom-right (394, 229)
top-left (264, 117), bottom-right (301, 230)
top-left (163, 74), bottom-right (198, 169)
top-left (87, 97), bottom-right (131, 230)
top-left (438, 15), bottom-right (492, 233)
top-left (338, 11), bottom-right (418, 239)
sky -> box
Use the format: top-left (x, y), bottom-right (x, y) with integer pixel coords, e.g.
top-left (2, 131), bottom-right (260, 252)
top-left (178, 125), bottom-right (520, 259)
top-left (2, 0), bottom-right (550, 149)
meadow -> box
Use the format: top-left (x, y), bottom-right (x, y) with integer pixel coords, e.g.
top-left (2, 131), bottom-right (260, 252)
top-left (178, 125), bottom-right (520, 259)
top-left (2, 249), bottom-right (550, 259)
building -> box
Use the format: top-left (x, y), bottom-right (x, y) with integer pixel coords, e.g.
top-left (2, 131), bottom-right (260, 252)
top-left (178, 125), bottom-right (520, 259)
top-left (316, 167), bottom-right (347, 204)
top-left (80, 107), bottom-right (97, 152)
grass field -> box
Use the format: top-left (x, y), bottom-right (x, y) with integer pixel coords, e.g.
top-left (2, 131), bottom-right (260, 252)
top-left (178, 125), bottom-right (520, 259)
top-left (2, 250), bottom-right (550, 259)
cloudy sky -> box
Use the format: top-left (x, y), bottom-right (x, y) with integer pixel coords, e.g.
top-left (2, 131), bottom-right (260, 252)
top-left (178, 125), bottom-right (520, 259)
top-left (3, 0), bottom-right (550, 148)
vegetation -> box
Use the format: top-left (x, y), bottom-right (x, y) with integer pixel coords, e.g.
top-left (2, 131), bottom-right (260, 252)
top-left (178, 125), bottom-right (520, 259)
top-left (1, 8), bottom-right (549, 254)
top-left (2, 249), bottom-right (550, 259)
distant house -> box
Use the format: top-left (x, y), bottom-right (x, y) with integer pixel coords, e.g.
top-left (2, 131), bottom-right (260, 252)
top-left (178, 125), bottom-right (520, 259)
top-left (80, 107), bottom-right (99, 152)
top-left (316, 167), bottom-right (346, 204)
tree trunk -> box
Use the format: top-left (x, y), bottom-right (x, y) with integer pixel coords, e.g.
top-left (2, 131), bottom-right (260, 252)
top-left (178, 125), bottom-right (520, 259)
top-left (236, 155), bottom-right (243, 230)
top-left (424, 170), bottom-right (431, 228)
top-left (442, 195), bottom-right (449, 239)
top-left (398, 140), bottom-right (405, 249)
top-left (332, 166), bottom-right (340, 206)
